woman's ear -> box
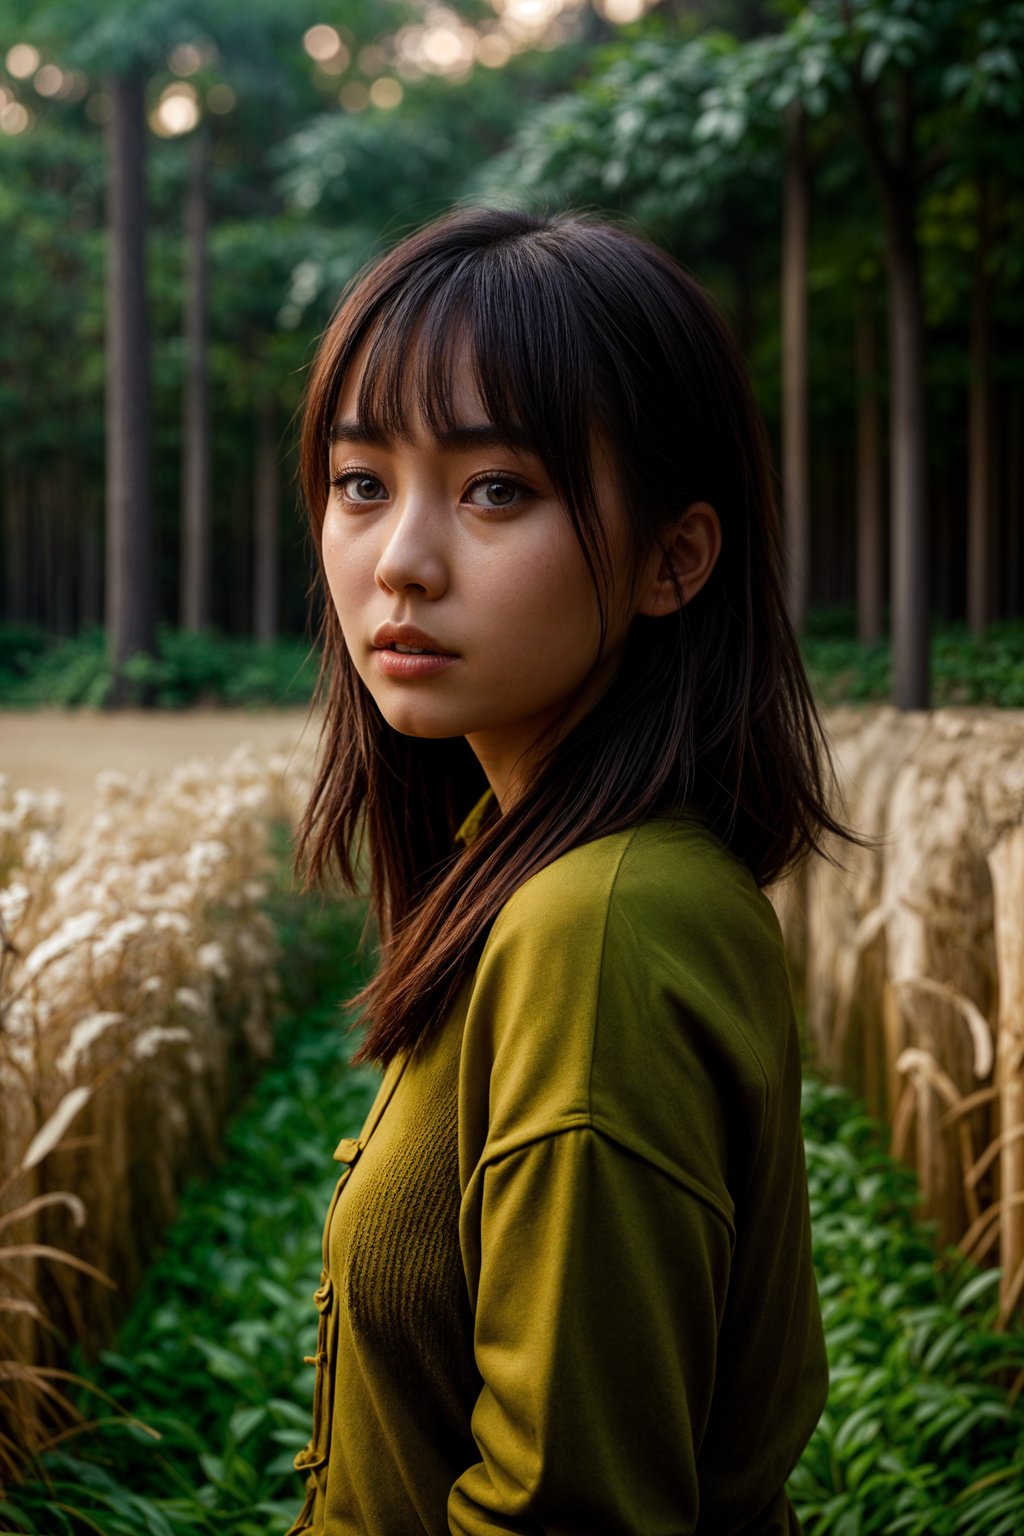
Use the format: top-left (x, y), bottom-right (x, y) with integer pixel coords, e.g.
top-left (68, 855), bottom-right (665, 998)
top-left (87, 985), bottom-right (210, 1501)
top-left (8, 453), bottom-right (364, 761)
top-left (634, 501), bottom-right (722, 617)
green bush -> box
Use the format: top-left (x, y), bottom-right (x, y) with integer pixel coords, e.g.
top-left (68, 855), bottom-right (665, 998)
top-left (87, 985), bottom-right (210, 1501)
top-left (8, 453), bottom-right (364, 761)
top-left (800, 612), bottom-right (1024, 709)
top-left (0, 625), bottom-right (319, 710)
top-left (791, 1078), bottom-right (1024, 1535)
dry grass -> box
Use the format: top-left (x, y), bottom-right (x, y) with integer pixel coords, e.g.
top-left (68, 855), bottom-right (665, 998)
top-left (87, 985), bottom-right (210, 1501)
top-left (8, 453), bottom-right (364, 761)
top-left (770, 704), bottom-right (1024, 1327)
top-left (0, 740), bottom-right (314, 1485)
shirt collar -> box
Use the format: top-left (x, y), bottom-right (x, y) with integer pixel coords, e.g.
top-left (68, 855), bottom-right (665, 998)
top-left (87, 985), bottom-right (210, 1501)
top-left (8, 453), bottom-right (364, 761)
top-left (454, 787), bottom-right (497, 849)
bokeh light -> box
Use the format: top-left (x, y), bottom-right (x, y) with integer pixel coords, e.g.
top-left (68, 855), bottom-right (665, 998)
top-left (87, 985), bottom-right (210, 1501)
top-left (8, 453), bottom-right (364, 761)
top-left (169, 43), bottom-right (204, 76)
top-left (6, 44), bottom-right (40, 80)
top-left (369, 76), bottom-right (403, 109)
top-left (316, 43), bottom-right (351, 76)
top-left (339, 80), bottom-right (370, 112)
top-left (34, 64), bottom-right (64, 98)
top-left (304, 24), bottom-right (343, 62)
top-left (395, 8), bottom-right (478, 79)
top-left (1, 99), bottom-right (30, 134)
top-left (150, 81), bottom-right (201, 137)
top-left (596, 0), bottom-right (648, 21)
top-left (476, 32), bottom-right (512, 68)
top-left (61, 69), bottom-right (89, 102)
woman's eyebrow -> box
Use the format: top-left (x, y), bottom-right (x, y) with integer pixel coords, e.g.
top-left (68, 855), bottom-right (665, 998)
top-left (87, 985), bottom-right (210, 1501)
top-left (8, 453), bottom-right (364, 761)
top-left (329, 419), bottom-right (534, 453)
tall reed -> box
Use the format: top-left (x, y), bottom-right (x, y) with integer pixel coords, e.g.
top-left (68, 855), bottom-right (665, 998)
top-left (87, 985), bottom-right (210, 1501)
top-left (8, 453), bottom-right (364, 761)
top-left (0, 741), bottom-right (315, 1485)
top-left (771, 703), bottom-right (1024, 1325)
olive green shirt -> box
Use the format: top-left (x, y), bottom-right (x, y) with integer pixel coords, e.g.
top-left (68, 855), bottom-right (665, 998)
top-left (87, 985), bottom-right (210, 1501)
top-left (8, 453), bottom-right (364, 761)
top-left (285, 800), bottom-right (827, 1535)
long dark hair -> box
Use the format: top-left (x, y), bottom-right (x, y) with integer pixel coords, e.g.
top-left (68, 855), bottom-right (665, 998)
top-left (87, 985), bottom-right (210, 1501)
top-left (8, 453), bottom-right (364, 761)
top-left (293, 205), bottom-right (878, 1068)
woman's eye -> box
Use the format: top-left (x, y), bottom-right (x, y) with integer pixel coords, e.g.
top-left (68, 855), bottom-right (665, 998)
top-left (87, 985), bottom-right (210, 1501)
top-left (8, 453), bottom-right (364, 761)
top-left (465, 478), bottom-right (526, 510)
top-left (333, 472), bottom-right (386, 502)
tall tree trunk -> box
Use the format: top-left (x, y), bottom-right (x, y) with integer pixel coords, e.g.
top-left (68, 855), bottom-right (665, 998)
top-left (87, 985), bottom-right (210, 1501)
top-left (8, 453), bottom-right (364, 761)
top-left (884, 183), bottom-right (930, 708)
top-left (1006, 382), bottom-right (1022, 617)
top-left (230, 471), bottom-right (251, 636)
top-left (819, 430), bottom-right (839, 605)
top-left (847, 49), bottom-right (931, 708)
top-left (80, 492), bottom-right (102, 630)
top-left (3, 463), bottom-right (30, 624)
top-left (253, 398), bottom-right (279, 643)
top-left (52, 455), bottom-right (78, 637)
top-left (856, 288), bottom-right (885, 644)
top-left (782, 101), bottom-right (810, 632)
top-left (934, 465), bottom-right (954, 628)
top-left (180, 124), bottom-right (212, 633)
top-left (39, 470), bottom-right (57, 632)
top-left (104, 72), bottom-right (154, 706)
top-left (967, 173), bottom-right (994, 637)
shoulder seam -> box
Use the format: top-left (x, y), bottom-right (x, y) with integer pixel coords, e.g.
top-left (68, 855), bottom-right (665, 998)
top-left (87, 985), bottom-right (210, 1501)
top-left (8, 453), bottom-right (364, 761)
top-left (472, 1118), bottom-right (736, 1237)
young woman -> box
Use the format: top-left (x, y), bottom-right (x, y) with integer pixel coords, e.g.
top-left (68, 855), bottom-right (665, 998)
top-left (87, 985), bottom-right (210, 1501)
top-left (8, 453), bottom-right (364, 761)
top-left (285, 206), bottom-right (871, 1536)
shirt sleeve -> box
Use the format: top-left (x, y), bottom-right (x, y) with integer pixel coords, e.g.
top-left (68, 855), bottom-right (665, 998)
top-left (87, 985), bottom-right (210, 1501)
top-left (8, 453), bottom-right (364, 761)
top-left (447, 1122), bottom-right (733, 1536)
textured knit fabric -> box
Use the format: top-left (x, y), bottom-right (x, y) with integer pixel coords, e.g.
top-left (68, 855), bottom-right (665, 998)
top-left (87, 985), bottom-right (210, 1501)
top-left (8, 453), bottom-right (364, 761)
top-left (284, 797), bottom-right (828, 1535)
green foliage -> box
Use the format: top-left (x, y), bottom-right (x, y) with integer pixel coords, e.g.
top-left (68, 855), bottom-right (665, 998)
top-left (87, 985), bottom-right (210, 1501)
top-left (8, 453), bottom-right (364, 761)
top-left (792, 1076), bottom-right (1024, 1535)
top-left (800, 612), bottom-right (1024, 708)
top-left (0, 624), bottom-right (318, 708)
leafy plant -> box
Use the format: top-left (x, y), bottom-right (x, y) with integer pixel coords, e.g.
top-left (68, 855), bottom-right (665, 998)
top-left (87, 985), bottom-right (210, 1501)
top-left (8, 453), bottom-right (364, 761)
top-left (0, 625), bottom-right (318, 709)
top-left (791, 1077), bottom-right (1024, 1535)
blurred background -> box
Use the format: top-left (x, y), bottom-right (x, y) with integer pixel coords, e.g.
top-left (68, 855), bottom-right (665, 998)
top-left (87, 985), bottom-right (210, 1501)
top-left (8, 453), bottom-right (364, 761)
top-left (1, 0), bottom-right (1021, 715)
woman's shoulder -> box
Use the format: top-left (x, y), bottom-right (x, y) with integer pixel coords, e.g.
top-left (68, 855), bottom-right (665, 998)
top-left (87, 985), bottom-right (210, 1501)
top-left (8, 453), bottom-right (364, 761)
top-left (460, 810), bottom-right (795, 1208)
top-left (487, 807), bottom-right (773, 960)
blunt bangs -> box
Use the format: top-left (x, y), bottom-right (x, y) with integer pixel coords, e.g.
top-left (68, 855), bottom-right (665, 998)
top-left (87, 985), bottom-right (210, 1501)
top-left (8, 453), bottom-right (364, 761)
top-left (317, 227), bottom-right (632, 616)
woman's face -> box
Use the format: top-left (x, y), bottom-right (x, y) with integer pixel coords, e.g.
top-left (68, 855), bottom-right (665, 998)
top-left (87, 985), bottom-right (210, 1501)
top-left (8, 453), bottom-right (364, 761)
top-left (321, 343), bottom-right (641, 808)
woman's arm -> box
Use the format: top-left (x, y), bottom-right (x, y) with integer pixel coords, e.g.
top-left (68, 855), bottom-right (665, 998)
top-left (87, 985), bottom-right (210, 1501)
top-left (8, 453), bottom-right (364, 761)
top-left (448, 1123), bottom-right (732, 1535)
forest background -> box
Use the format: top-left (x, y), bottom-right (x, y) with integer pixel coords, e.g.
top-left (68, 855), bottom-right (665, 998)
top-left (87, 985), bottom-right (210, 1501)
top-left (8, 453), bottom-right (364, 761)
top-left (2, 0), bottom-right (1022, 714)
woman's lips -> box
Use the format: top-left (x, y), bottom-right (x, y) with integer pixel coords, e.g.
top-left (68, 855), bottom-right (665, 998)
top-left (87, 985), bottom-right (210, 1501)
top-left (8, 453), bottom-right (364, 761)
top-left (371, 621), bottom-right (458, 678)
top-left (372, 621), bottom-right (454, 654)
top-left (374, 647), bottom-right (458, 679)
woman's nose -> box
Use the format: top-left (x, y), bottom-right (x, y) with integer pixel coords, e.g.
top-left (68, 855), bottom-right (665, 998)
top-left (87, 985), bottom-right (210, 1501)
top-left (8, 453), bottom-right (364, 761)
top-left (374, 501), bottom-right (448, 599)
